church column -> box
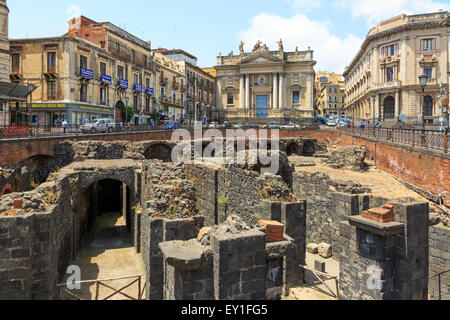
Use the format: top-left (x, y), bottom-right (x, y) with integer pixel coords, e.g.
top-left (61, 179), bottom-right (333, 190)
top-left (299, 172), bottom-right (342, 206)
top-left (240, 74), bottom-right (245, 109)
top-left (245, 74), bottom-right (250, 111)
top-left (279, 73), bottom-right (284, 109)
top-left (273, 73), bottom-right (278, 109)
top-left (216, 77), bottom-right (222, 110)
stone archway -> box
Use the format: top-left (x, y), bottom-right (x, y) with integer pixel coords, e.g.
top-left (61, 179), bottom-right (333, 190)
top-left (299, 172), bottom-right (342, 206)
top-left (383, 96), bottom-right (395, 120)
top-left (302, 140), bottom-right (316, 156)
top-left (144, 143), bottom-right (173, 162)
top-left (286, 142), bottom-right (299, 156)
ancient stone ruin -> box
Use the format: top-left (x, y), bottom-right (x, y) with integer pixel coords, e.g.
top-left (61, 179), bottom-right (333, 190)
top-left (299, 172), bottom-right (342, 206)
top-left (0, 136), bottom-right (447, 301)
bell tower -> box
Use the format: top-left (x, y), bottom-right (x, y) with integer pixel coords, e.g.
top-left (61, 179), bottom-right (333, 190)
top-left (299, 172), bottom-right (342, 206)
top-left (0, 0), bottom-right (9, 82)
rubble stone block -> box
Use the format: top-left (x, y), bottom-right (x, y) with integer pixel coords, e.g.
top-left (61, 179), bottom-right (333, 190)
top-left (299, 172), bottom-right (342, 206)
top-left (13, 198), bottom-right (23, 209)
top-left (197, 227), bottom-right (211, 242)
top-left (314, 259), bottom-right (326, 273)
top-left (318, 242), bottom-right (332, 259)
top-left (306, 243), bottom-right (319, 254)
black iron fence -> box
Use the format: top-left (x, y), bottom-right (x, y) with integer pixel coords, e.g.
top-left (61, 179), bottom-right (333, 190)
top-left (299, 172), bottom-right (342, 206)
top-left (0, 124), bottom-right (197, 139)
top-left (429, 269), bottom-right (450, 301)
top-left (338, 127), bottom-right (449, 153)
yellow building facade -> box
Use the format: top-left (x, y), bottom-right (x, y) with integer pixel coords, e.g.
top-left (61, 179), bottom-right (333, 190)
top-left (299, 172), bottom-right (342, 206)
top-left (314, 72), bottom-right (345, 116)
top-left (152, 51), bottom-right (187, 121)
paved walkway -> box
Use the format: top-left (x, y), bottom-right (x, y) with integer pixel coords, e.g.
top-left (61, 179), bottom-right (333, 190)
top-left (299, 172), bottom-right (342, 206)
top-left (61, 212), bottom-right (146, 300)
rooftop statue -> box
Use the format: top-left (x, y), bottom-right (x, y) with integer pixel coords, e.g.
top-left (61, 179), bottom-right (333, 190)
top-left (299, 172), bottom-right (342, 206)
top-left (252, 40), bottom-right (262, 52)
top-left (239, 41), bottom-right (245, 55)
top-left (278, 39), bottom-right (284, 52)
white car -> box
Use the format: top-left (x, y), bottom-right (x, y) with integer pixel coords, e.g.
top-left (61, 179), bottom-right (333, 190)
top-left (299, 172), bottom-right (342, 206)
top-left (208, 122), bottom-right (220, 129)
top-left (81, 118), bottom-right (116, 134)
top-left (326, 120), bottom-right (337, 127)
top-left (280, 123), bottom-right (300, 130)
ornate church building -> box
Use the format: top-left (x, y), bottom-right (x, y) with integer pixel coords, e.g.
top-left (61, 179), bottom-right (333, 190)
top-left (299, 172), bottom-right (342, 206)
top-left (215, 40), bottom-right (316, 123)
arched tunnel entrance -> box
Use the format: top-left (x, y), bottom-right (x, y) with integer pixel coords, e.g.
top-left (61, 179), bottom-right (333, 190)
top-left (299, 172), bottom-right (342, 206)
top-left (286, 143), bottom-right (299, 156)
top-left (302, 140), bottom-right (316, 156)
top-left (144, 144), bottom-right (173, 162)
top-left (79, 179), bottom-right (132, 245)
top-left (63, 178), bottom-right (145, 300)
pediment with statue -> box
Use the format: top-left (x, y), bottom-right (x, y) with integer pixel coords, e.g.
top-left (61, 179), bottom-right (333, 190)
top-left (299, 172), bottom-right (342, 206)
top-left (238, 51), bottom-right (283, 65)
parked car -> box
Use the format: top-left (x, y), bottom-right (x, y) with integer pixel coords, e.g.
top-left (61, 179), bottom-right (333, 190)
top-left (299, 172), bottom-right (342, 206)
top-left (263, 122), bottom-right (280, 129)
top-left (326, 119), bottom-right (337, 127)
top-left (244, 123), bottom-right (259, 129)
top-left (165, 121), bottom-right (181, 130)
top-left (280, 123), bottom-right (301, 130)
top-left (234, 123), bottom-right (244, 129)
top-left (338, 119), bottom-right (347, 127)
top-left (81, 118), bottom-right (115, 134)
top-left (208, 122), bottom-right (220, 129)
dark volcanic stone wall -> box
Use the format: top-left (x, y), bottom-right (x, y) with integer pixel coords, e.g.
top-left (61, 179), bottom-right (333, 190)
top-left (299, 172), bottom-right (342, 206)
top-left (428, 224), bottom-right (449, 300)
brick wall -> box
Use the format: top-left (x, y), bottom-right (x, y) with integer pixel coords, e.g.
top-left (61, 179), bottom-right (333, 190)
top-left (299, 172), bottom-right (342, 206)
top-left (301, 130), bottom-right (450, 207)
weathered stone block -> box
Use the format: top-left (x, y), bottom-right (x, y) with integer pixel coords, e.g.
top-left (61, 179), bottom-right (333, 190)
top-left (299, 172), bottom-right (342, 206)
top-left (318, 242), bottom-right (332, 259)
top-left (306, 243), bottom-right (319, 254)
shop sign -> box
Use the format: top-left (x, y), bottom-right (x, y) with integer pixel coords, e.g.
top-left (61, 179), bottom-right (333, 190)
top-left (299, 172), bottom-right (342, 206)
top-left (119, 79), bottom-right (128, 88)
top-left (101, 74), bottom-right (112, 85)
top-left (81, 68), bottom-right (94, 80)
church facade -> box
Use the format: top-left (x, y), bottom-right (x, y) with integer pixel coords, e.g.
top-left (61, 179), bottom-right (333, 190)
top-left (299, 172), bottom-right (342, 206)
top-left (215, 40), bottom-right (316, 123)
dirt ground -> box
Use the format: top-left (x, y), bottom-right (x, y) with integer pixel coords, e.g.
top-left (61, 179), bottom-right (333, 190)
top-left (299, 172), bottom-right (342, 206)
top-left (285, 253), bottom-right (340, 301)
top-left (293, 156), bottom-right (430, 202)
top-left (285, 156), bottom-right (432, 300)
top-left (60, 212), bottom-right (146, 300)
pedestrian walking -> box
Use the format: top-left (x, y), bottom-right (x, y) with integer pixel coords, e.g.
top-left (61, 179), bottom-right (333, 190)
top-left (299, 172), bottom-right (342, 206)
top-left (62, 119), bottom-right (68, 134)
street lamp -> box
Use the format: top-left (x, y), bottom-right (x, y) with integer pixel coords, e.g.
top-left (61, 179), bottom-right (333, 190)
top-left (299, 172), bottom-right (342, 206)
top-left (439, 82), bottom-right (445, 131)
top-left (125, 96), bottom-right (129, 132)
top-left (27, 83), bottom-right (35, 126)
top-left (418, 74), bottom-right (428, 145)
top-left (371, 94), bottom-right (376, 127)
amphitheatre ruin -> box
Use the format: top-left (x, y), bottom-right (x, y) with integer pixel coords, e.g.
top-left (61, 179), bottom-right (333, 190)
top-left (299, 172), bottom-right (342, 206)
top-left (0, 128), bottom-right (448, 301)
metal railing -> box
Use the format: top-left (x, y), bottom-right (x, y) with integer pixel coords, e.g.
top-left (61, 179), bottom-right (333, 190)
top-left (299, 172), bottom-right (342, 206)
top-left (57, 274), bottom-right (145, 300)
top-left (0, 123), bottom-right (196, 139)
top-left (429, 269), bottom-right (450, 301)
top-left (339, 127), bottom-right (449, 153)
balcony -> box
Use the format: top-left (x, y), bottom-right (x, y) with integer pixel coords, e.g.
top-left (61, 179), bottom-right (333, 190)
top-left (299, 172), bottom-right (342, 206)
top-left (160, 78), bottom-right (168, 87)
top-left (108, 45), bottom-right (131, 62)
top-left (373, 80), bottom-right (402, 90)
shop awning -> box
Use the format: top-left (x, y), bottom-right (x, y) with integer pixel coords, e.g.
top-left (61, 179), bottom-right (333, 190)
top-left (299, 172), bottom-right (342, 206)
top-left (0, 81), bottom-right (36, 102)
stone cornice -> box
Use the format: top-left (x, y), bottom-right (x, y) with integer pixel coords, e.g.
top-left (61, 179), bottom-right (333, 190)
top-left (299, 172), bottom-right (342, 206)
top-left (344, 18), bottom-right (447, 77)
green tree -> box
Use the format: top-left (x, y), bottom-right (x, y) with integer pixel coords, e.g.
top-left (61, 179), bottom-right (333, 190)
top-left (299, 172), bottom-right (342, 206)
top-left (122, 106), bottom-right (134, 123)
top-left (150, 110), bottom-right (161, 122)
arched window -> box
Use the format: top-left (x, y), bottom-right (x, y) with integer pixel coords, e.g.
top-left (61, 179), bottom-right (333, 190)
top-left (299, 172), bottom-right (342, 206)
top-left (424, 96), bottom-right (433, 117)
top-left (383, 96), bottom-right (395, 120)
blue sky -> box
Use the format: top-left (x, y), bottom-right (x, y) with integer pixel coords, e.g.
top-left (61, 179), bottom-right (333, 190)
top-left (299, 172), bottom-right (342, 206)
top-left (8, 0), bottom-right (450, 73)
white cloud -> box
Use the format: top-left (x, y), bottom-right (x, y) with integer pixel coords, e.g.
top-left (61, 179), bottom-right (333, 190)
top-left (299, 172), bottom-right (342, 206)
top-left (237, 13), bottom-right (362, 74)
top-left (287, 0), bottom-right (322, 11)
top-left (334, 0), bottom-right (450, 27)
